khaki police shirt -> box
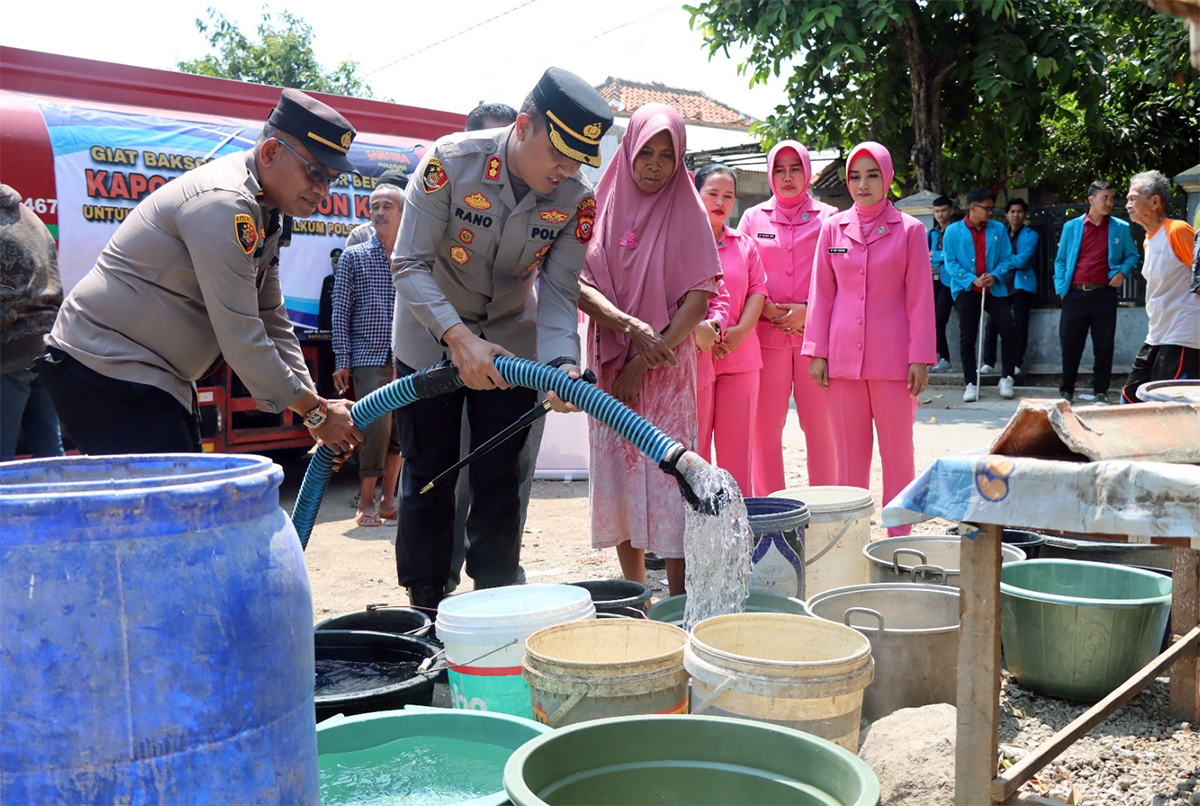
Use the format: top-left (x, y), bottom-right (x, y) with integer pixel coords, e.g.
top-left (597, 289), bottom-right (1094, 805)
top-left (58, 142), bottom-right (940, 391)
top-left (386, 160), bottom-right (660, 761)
top-left (391, 127), bottom-right (594, 368)
top-left (49, 150), bottom-right (312, 412)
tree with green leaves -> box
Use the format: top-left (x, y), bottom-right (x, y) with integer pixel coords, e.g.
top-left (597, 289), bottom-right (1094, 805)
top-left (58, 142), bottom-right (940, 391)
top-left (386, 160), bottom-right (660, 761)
top-left (177, 8), bottom-right (376, 99)
top-left (687, 0), bottom-right (1196, 197)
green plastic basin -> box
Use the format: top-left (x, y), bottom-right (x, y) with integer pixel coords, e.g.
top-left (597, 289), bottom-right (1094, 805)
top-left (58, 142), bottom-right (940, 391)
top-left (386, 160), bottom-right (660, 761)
top-left (504, 714), bottom-right (880, 806)
top-left (1000, 559), bottom-right (1172, 702)
top-left (648, 591), bottom-right (810, 626)
top-left (318, 707), bottom-right (550, 806)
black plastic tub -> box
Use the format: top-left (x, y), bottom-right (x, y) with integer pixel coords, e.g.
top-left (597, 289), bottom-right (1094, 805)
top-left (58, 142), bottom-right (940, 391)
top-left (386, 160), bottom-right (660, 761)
top-left (1038, 533), bottom-right (1172, 569)
top-left (566, 579), bottom-right (653, 613)
top-left (314, 605), bottom-right (434, 640)
top-left (1001, 529), bottom-right (1047, 560)
top-left (314, 630), bottom-right (440, 722)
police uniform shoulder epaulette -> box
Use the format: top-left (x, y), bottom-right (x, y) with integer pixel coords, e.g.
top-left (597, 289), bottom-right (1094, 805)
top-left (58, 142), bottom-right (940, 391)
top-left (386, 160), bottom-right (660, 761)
top-left (436, 132), bottom-right (499, 161)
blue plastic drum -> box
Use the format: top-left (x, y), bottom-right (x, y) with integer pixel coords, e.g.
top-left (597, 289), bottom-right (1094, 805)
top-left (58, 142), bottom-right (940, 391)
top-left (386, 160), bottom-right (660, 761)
top-left (0, 454), bottom-right (318, 804)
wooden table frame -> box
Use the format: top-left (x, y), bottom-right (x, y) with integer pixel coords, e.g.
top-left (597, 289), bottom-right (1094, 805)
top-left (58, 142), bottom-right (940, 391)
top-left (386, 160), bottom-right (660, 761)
top-left (955, 523), bottom-right (1200, 806)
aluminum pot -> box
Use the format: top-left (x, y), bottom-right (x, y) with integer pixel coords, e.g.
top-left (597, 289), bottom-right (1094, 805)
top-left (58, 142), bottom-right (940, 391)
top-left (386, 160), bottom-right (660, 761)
top-left (808, 584), bottom-right (960, 722)
top-left (864, 535), bottom-right (1026, 587)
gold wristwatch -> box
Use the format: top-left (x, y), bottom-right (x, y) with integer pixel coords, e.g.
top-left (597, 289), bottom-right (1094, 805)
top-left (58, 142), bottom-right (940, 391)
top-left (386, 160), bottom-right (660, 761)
top-left (302, 398), bottom-right (328, 430)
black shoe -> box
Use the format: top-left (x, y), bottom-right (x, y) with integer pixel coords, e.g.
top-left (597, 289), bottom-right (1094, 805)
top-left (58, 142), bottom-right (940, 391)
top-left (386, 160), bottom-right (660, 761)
top-left (407, 583), bottom-right (446, 612)
top-left (644, 552), bottom-right (666, 570)
top-left (1058, 390), bottom-right (1073, 403)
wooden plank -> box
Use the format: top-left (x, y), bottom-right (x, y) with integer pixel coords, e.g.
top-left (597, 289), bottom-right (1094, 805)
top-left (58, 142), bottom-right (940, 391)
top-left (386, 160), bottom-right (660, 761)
top-left (955, 522), bottom-right (1003, 806)
top-left (994, 624), bottom-right (1200, 801)
top-left (1169, 547), bottom-right (1200, 721)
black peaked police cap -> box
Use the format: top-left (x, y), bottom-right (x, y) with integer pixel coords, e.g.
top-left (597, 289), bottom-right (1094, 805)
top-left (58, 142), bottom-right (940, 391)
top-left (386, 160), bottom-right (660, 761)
top-left (268, 89), bottom-right (358, 174)
top-left (532, 67), bottom-right (614, 169)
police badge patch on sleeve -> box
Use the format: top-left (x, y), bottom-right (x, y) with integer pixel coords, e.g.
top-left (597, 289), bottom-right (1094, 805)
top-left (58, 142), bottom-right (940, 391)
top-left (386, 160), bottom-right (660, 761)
top-left (575, 197), bottom-right (596, 243)
top-left (423, 158), bottom-right (449, 194)
top-left (234, 213), bottom-right (259, 254)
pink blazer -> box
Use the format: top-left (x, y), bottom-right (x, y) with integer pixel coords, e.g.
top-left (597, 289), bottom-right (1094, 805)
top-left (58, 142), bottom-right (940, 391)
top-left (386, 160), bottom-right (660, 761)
top-left (712, 227), bottom-right (769, 376)
top-left (697, 277), bottom-right (731, 389)
top-left (801, 204), bottom-right (936, 380)
top-left (738, 197), bottom-right (838, 350)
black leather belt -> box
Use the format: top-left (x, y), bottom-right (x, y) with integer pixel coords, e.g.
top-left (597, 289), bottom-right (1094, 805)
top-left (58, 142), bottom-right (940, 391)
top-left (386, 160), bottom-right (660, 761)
top-left (1071, 283), bottom-right (1106, 291)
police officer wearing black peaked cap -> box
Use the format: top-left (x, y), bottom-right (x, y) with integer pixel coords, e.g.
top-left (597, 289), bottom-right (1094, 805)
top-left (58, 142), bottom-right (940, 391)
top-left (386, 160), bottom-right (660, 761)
top-left (45, 89), bottom-right (364, 455)
top-left (391, 67), bottom-right (613, 608)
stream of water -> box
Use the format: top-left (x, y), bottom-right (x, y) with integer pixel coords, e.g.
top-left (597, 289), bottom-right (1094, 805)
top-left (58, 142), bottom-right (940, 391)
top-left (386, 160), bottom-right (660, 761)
top-left (682, 466), bottom-right (753, 631)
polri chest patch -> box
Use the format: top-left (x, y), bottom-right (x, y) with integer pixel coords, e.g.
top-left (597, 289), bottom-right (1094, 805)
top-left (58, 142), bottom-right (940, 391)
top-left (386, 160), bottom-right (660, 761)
top-left (464, 192), bottom-right (491, 210)
top-left (234, 213), bottom-right (259, 254)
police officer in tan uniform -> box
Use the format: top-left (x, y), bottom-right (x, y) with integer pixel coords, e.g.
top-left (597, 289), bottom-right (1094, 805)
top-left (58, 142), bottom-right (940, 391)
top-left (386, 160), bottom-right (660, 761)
top-left (392, 67), bottom-right (613, 606)
top-left (44, 90), bottom-right (363, 455)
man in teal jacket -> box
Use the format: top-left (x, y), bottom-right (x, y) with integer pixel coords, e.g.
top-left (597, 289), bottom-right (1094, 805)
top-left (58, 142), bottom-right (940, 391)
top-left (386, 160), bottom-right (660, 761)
top-left (1052, 181), bottom-right (1138, 404)
top-left (981, 198), bottom-right (1039, 377)
top-left (944, 187), bottom-right (1016, 402)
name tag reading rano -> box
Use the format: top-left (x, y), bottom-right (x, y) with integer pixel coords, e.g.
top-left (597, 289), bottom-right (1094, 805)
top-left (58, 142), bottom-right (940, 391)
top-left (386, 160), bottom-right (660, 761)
top-left (828, 247), bottom-right (849, 254)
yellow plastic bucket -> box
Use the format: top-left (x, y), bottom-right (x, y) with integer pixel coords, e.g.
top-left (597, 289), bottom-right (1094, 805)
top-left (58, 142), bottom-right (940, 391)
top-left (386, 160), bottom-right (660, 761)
top-left (771, 486), bottom-right (874, 597)
top-left (685, 613), bottom-right (873, 751)
top-left (523, 620), bottom-right (689, 727)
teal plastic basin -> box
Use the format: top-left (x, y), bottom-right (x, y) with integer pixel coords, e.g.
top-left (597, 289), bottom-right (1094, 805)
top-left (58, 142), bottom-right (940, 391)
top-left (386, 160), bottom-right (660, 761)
top-left (504, 714), bottom-right (880, 806)
top-left (648, 591), bottom-right (810, 626)
top-left (318, 707), bottom-right (550, 806)
top-left (1000, 559), bottom-right (1172, 702)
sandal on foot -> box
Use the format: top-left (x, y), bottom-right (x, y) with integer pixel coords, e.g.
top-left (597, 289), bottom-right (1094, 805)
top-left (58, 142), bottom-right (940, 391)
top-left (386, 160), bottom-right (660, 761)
top-left (355, 510), bottom-right (383, 527)
top-left (350, 494), bottom-right (361, 509)
top-left (378, 506), bottom-right (399, 521)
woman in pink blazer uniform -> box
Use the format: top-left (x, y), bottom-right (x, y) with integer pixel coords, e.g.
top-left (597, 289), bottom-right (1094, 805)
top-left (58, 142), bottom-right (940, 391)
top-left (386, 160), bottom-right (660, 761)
top-left (738, 141), bottom-right (839, 495)
top-left (694, 164), bottom-right (767, 494)
top-left (802, 142), bottom-right (934, 536)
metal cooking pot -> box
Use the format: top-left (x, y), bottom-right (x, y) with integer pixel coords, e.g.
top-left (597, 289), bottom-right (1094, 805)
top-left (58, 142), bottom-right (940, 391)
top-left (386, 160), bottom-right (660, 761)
top-left (808, 583), bottom-right (960, 722)
top-left (864, 535), bottom-right (1026, 587)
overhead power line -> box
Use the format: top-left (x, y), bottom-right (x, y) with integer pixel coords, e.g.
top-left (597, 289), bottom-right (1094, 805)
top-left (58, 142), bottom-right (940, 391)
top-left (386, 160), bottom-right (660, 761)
top-left (363, 0), bottom-right (542, 78)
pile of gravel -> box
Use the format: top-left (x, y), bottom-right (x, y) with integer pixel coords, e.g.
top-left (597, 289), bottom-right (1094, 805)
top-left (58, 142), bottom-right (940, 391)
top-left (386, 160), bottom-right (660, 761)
top-left (1000, 672), bottom-right (1199, 805)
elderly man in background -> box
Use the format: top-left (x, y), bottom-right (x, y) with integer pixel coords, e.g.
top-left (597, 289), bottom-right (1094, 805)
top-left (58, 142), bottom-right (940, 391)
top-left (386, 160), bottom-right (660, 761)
top-left (345, 169), bottom-right (409, 249)
top-left (1052, 180), bottom-right (1138, 405)
top-left (1120, 170), bottom-right (1198, 402)
top-left (333, 183), bottom-right (404, 525)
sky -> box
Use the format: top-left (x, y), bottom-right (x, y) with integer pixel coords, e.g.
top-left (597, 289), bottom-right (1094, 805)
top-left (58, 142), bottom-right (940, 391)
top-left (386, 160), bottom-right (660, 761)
top-left (2, 0), bottom-right (793, 121)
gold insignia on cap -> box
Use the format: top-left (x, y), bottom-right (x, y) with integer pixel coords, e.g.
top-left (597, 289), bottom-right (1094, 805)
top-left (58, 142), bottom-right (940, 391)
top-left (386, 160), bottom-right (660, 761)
top-left (307, 131), bottom-right (350, 154)
top-left (548, 128), bottom-right (599, 169)
top-left (340, 131), bottom-right (352, 149)
top-left (583, 122), bottom-right (602, 140)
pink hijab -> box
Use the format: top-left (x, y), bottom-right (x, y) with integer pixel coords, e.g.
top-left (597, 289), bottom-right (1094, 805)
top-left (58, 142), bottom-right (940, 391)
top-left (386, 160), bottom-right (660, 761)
top-left (767, 140), bottom-right (817, 217)
top-left (845, 141), bottom-right (895, 227)
top-left (582, 103), bottom-right (720, 371)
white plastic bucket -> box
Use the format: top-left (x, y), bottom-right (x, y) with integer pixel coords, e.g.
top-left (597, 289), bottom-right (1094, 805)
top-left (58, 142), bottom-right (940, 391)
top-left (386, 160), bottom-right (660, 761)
top-left (523, 619), bottom-right (689, 727)
top-left (684, 613), bottom-right (874, 752)
top-left (436, 585), bottom-right (595, 718)
top-left (771, 486), bottom-right (874, 597)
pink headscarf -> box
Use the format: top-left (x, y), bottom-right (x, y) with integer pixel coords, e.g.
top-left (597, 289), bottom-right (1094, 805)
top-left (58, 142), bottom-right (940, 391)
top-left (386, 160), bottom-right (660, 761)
top-left (582, 103), bottom-right (720, 371)
top-left (767, 140), bottom-right (816, 216)
top-left (845, 141), bottom-right (895, 227)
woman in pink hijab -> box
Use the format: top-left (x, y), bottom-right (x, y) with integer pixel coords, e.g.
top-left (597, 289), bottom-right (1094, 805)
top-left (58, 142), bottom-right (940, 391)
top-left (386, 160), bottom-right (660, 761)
top-left (801, 142), bottom-right (935, 536)
top-left (738, 141), bottom-right (839, 494)
top-left (579, 103), bottom-right (721, 595)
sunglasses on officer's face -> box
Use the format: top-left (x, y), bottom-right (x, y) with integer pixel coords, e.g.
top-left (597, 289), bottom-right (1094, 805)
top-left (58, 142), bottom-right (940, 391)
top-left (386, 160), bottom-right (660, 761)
top-left (277, 139), bottom-right (343, 189)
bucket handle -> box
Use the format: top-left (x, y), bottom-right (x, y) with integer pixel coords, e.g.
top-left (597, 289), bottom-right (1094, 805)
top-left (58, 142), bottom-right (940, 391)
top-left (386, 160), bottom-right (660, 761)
top-left (891, 548), bottom-right (928, 575)
top-left (910, 564), bottom-right (948, 585)
top-left (843, 606), bottom-right (886, 633)
top-left (545, 684), bottom-right (589, 728)
top-left (690, 674), bottom-right (738, 716)
top-left (417, 639), bottom-right (519, 676)
top-left (805, 516), bottom-right (857, 567)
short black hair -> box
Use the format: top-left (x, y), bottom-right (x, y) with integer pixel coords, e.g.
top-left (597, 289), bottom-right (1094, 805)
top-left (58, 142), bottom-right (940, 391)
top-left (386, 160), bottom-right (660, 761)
top-left (966, 187), bottom-right (995, 206)
top-left (1005, 198), bottom-right (1028, 213)
top-left (517, 93), bottom-right (548, 132)
top-left (466, 103), bottom-right (518, 132)
top-left (933, 196), bottom-right (953, 208)
top-left (694, 163), bottom-right (737, 193)
top-left (1088, 180), bottom-right (1114, 198)
top-left (330, 247), bottom-right (343, 258)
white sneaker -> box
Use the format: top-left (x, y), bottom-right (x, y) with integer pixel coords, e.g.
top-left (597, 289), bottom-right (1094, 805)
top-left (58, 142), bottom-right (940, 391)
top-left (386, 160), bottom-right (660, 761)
top-left (998, 376), bottom-right (1015, 399)
top-left (979, 363), bottom-right (995, 375)
top-left (963, 383), bottom-right (979, 402)
top-left (1013, 366), bottom-right (1022, 376)
top-left (930, 358), bottom-right (952, 373)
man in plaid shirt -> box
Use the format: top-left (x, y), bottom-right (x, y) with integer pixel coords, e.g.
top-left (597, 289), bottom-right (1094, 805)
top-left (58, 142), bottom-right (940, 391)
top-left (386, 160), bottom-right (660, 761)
top-left (333, 183), bottom-right (402, 526)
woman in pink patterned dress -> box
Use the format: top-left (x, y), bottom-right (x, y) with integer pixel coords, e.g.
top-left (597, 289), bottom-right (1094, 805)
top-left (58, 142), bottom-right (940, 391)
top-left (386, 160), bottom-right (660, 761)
top-left (578, 103), bottom-right (721, 595)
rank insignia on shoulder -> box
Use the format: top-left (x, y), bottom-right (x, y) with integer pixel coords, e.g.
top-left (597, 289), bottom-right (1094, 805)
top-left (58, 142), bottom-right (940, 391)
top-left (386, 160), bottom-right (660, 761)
top-left (458, 228), bottom-right (475, 245)
top-left (423, 158), bottom-right (448, 194)
top-left (485, 155), bottom-right (502, 181)
top-left (449, 245), bottom-right (470, 266)
top-left (539, 209), bottom-right (568, 224)
top-left (464, 192), bottom-right (491, 211)
top-left (234, 213), bottom-right (259, 254)
top-left (756, 232), bottom-right (776, 239)
top-left (575, 197), bottom-right (596, 243)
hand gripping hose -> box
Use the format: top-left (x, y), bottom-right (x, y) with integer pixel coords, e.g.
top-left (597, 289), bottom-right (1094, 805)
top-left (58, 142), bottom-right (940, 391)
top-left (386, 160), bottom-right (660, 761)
top-left (290, 356), bottom-right (725, 549)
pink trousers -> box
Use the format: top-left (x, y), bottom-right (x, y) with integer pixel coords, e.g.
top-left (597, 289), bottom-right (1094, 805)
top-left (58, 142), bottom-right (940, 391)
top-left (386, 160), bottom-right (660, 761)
top-left (752, 346), bottom-right (838, 495)
top-left (697, 369), bottom-right (759, 496)
top-left (827, 378), bottom-right (918, 537)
